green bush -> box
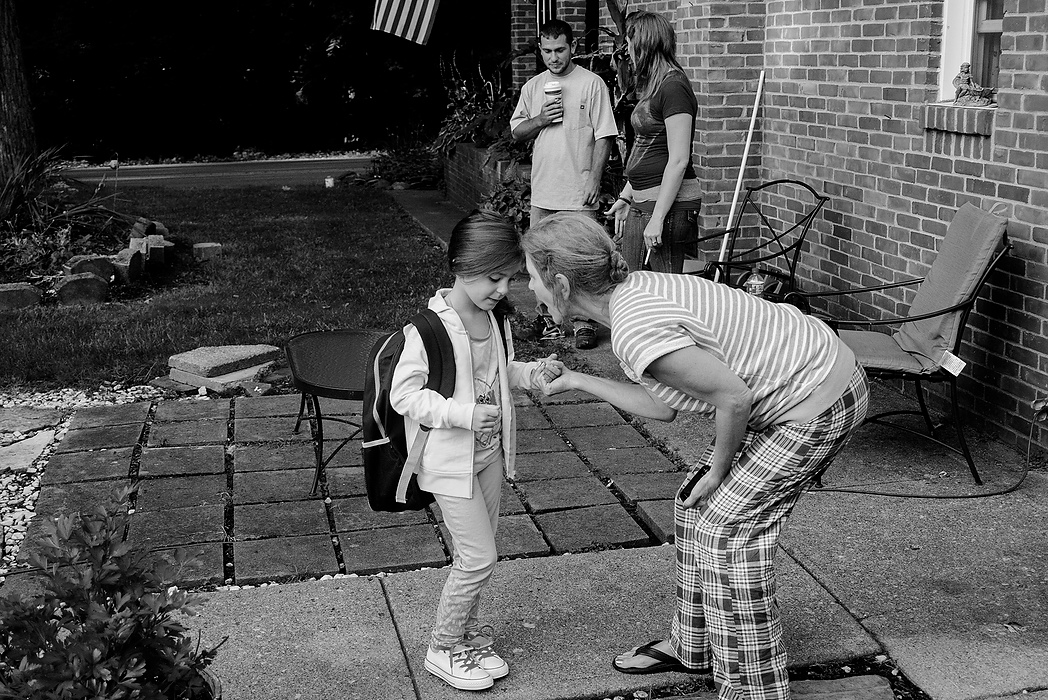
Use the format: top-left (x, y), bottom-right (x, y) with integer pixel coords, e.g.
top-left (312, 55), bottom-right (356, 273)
top-left (0, 486), bottom-right (224, 700)
top-left (0, 148), bottom-right (133, 282)
top-left (480, 178), bottom-right (531, 234)
top-left (368, 143), bottom-right (442, 188)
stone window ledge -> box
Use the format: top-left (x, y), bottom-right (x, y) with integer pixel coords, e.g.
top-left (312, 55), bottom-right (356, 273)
top-left (920, 103), bottom-right (996, 136)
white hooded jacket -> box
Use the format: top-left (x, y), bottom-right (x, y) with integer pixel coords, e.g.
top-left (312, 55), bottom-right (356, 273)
top-left (389, 290), bottom-right (547, 499)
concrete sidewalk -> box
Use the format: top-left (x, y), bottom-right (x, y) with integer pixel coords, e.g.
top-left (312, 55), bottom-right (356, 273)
top-left (2, 187), bottom-right (1045, 700)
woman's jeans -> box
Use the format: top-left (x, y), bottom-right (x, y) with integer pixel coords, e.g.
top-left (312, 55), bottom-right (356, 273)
top-left (621, 207), bottom-right (700, 274)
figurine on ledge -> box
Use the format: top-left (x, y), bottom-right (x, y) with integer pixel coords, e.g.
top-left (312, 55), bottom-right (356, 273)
top-left (953, 62), bottom-right (997, 106)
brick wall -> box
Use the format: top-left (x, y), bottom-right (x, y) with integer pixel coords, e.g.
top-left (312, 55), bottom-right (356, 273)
top-left (443, 144), bottom-right (528, 213)
top-left (748, 0), bottom-right (1047, 451)
top-left (593, 1), bottom-right (1047, 449)
top-left (511, 0), bottom-right (538, 89)
top-left (511, 0), bottom-right (599, 89)
top-left (443, 144), bottom-right (498, 212)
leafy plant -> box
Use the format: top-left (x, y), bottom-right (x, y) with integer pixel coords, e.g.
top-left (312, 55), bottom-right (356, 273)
top-left (480, 178), bottom-right (531, 234)
top-left (0, 486), bottom-right (225, 700)
top-left (368, 140), bottom-right (442, 188)
top-left (435, 58), bottom-right (523, 159)
top-left (0, 147), bottom-right (134, 283)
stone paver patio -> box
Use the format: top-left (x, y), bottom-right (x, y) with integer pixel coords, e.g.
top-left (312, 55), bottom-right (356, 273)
top-left (12, 389), bottom-right (688, 587)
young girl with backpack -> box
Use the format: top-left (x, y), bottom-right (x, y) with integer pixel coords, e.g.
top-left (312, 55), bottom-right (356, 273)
top-left (389, 210), bottom-right (559, 691)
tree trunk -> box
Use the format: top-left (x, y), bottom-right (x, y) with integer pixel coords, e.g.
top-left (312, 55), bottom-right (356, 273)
top-left (0, 0), bottom-right (36, 184)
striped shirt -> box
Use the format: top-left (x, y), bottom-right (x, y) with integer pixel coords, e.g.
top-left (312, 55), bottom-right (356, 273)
top-left (609, 272), bottom-right (840, 430)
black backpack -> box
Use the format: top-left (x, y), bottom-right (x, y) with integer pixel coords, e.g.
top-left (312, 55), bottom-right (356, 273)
top-left (362, 310), bottom-right (451, 512)
top-left (361, 305), bottom-right (510, 512)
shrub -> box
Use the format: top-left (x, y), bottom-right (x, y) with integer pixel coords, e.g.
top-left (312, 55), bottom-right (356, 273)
top-left (0, 486), bottom-right (224, 700)
top-left (368, 143), bottom-right (442, 188)
top-left (480, 178), bottom-right (531, 234)
top-left (435, 60), bottom-right (522, 159)
top-left (0, 147), bottom-right (134, 283)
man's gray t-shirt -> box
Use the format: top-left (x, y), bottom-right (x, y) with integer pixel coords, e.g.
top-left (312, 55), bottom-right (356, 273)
top-left (510, 65), bottom-right (617, 211)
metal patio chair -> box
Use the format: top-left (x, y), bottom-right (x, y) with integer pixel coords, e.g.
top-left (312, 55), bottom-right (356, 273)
top-left (786, 203), bottom-right (1011, 484)
top-left (285, 329), bottom-right (384, 496)
top-left (699, 179), bottom-right (829, 305)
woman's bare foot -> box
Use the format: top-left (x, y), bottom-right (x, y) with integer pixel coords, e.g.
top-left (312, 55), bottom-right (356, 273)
top-left (611, 639), bottom-right (712, 675)
top-left (614, 640), bottom-right (677, 670)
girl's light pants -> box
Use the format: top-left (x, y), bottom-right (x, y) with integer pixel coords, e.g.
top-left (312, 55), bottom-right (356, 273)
top-left (430, 460), bottom-right (502, 650)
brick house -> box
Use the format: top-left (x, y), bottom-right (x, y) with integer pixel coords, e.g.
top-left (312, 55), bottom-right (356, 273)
top-left (451, 0), bottom-right (1046, 454)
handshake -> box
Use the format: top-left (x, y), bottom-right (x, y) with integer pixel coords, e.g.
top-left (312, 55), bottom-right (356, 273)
top-left (535, 354), bottom-right (568, 394)
top-left (473, 354), bottom-right (570, 433)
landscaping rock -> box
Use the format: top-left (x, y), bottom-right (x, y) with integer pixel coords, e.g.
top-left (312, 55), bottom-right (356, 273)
top-left (0, 430), bottom-right (55, 475)
top-left (0, 282), bottom-right (42, 311)
top-left (110, 248), bottom-right (144, 284)
top-left (55, 272), bottom-right (108, 305)
top-left (63, 254), bottom-right (115, 281)
top-left (145, 235), bottom-right (174, 265)
top-left (149, 375), bottom-right (200, 393)
top-left (235, 381), bottom-right (273, 397)
top-left (169, 362), bottom-right (275, 392)
top-left (0, 407), bottom-right (64, 436)
top-left (193, 242), bottom-right (223, 261)
top-left (131, 217), bottom-right (156, 238)
top-left (129, 237), bottom-right (149, 255)
top-left (169, 344), bottom-right (282, 378)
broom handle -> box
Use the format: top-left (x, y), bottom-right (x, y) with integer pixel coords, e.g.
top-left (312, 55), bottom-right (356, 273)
top-left (713, 70), bottom-right (765, 284)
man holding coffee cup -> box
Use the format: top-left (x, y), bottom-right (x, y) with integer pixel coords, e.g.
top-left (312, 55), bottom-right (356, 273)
top-left (510, 18), bottom-right (617, 349)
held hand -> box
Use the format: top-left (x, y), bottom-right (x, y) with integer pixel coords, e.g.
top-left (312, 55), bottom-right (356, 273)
top-left (678, 466), bottom-right (727, 509)
top-left (471, 404), bottom-right (501, 433)
top-left (537, 354), bottom-right (563, 383)
top-left (541, 366), bottom-right (575, 396)
top-left (582, 173), bottom-right (601, 206)
top-left (643, 214), bottom-right (664, 249)
top-left (606, 198), bottom-right (630, 241)
top-left (540, 98), bottom-right (564, 126)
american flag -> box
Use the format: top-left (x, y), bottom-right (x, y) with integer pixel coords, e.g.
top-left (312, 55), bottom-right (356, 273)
top-left (371, 0), bottom-right (441, 45)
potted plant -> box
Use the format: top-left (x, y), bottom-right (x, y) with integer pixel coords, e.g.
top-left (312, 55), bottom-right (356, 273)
top-left (0, 485), bottom-right (225, 699)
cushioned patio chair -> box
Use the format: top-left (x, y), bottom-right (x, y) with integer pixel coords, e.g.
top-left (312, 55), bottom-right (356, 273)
top-left (699, 179), bottom-right (829, 304)
top-left (785, 203), bottom-right (1010, 484)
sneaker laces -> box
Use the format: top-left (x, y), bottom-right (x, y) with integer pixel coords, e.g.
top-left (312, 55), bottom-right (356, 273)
top-left (470, 646), bottom-right (502, 662)
top-left (451, 646), bottom-right (485, 672)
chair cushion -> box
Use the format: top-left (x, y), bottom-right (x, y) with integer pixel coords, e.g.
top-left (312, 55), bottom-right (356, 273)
top-left (840, 330), bottom-right (929, 373)
top-left (894, 203), bottom-right (1007, 371)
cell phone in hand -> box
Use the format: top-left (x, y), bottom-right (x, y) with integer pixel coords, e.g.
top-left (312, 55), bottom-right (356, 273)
top-left (678, 466), bottom-right (711, 502)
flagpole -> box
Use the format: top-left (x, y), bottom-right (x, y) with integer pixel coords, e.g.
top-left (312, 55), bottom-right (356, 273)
top-left (714, 70), bottom-right (765, 284)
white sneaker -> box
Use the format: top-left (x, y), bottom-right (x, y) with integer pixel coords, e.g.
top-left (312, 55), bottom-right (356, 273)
top-left (469, 645), bottom-right (509, 679)
top-left (425, 644), bottom-right (493, 691)
top-left (462, 628), bottom-right (509, 679)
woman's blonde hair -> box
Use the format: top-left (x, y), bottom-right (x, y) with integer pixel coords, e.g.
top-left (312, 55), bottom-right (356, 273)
top-left (626, 11), bottom-right (686, 100)
top-left (521, 213), bottom-right (629, 316)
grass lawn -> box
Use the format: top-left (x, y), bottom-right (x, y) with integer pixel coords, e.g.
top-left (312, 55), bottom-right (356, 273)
top-left (0, 185), bottom-right (458, 390)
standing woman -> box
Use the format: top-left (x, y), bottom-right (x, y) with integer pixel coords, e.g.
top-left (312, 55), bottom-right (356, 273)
top-left (521, 212), bottom-right (870, 700)
top-left (606, 11), bottom-right (702, 274)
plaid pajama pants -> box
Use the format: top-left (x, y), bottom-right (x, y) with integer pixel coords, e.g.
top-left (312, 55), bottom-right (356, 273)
top-left (670, 366), bottom-right (869, 700)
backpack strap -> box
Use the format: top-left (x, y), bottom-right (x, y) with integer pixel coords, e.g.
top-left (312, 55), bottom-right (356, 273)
top-left (409, 309), bottom-right (456, 397)
top-left (396, 309), bottom-right (456, 503)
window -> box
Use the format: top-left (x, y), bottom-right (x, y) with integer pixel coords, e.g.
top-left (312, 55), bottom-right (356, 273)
top-left (939, 0), bottom-right (1003, 101)
top-left (972, 0), bottom-right (1003, 88)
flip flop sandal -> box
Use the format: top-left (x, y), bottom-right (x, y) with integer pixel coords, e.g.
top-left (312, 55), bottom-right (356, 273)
top-left (611, 640), bottom-right (702, 675)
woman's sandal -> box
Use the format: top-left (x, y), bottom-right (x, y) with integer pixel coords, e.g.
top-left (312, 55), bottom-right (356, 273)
top-left (610, 640), bottom-right (706, 675)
